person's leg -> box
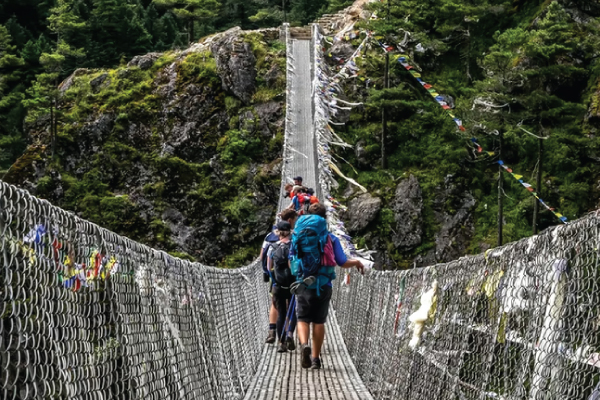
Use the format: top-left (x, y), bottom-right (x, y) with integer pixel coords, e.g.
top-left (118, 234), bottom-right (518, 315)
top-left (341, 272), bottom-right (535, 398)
top-left (274, 290), bottom-right (290, 344)
top-left (310, 286), bottom-right (332, 368)
top-left (269, 302), bottom-right (278, 325)
top-left (295, 291), bottom-right (313, 368)
top-left (312, 323), bottom-right (325, 359)
top-left (297, 321), bottom-right (310, 344)
top-left (266, 295), bottom-right (278, 343)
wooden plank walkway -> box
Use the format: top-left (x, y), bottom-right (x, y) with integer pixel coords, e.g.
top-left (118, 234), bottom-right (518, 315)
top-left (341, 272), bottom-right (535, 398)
top-left (251, 32), bottom-right (374, 400)
top-left (243, 309), bottom-right (374, 400)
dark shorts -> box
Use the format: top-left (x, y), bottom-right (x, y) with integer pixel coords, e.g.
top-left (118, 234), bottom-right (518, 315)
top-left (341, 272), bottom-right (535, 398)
top-left (296, 285), bottom-right (332, 324)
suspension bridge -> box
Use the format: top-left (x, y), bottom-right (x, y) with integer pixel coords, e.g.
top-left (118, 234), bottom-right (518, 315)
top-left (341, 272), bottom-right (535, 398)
top-left (1, 23), bottom-right (600, 400)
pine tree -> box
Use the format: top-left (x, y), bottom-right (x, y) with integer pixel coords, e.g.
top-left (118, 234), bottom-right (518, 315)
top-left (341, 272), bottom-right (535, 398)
top-left (23, 0), bottom-right (86, 157)
top-left (0, 24), bottom-right (26, 169)
top-left (153, 0), bottom-right (221, 43)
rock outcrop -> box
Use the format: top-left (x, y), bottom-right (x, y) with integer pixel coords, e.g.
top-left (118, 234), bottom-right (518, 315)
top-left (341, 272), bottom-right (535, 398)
top-left (345, 193), bottom-right (381, 233)
top-left (8, 28), bottom-right (286, 267)
top-left (392, 175), bottom-right (423, 251)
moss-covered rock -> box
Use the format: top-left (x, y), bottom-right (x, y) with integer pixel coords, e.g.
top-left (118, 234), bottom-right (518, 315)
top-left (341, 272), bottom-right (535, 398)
top-left (8, 28), bottom-right (286, 268)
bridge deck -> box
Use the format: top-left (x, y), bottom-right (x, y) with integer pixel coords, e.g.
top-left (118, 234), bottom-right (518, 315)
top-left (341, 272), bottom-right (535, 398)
top-left (254, 35), bottom-right (373, 400)
top-left (243, 310), bottom-right (374, 400)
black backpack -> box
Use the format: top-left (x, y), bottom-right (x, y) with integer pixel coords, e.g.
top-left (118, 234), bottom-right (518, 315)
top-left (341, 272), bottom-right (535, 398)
top-left (272, 241), bottom-right (295, 288)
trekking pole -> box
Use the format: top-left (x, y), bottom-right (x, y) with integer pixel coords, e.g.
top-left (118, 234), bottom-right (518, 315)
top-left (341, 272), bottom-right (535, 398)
top-left (286, 295), bottom-right (296, 337)
top-left (282, 295), bottom-right (296, 338)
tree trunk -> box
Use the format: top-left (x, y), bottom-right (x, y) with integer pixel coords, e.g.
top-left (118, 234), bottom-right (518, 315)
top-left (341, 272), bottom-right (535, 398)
top-left (381, 52), bottom-right (389, 169)
top-left (188, 19), bottom-right (194, 44)
top-left (497, 131), bottom-right (504, 246)
top-left (532, 138), bottom-right (543, 234)
top-left (50, 99), bottom-right (56, 158)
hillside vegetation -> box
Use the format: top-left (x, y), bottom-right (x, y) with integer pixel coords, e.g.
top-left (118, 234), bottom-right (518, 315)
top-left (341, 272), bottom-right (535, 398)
top-left (327, 0), bottom-right (600, 268)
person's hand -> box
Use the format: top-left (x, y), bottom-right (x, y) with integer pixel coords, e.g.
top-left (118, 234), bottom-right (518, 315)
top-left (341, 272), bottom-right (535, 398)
top-left (355, 260), bottom-right (365, 275)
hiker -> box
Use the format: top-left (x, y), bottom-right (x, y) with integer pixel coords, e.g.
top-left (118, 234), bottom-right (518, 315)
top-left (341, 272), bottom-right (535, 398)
top-left (289, 202), bottom-right (364, 369)
top-left (261, 209), bottom-right (298, 344)
top-left (287, 186), bottom-right (312, 215)
top-left (293, 176), bottom-right (303, 187)
top-left (267, 220), bottom-right (298, 353)
top-left (283, 183), bottom-right (294, 199)
top-left (306, 188), bottom-right (319, 205)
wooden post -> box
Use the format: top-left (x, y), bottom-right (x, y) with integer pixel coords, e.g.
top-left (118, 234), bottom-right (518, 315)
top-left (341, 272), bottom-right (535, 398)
top-left (497, 131), bottom-right (503, 246)
top-left (532, 138), bottom-right (543, 234)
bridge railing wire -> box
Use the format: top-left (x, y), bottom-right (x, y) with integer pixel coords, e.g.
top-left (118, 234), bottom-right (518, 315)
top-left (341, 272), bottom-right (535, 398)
top-left (307, 25), bottom-right (600, 400)
top-left (0, 180), bottom-right (269, 400)
top-left (331, 213), bottom-right (600, 400)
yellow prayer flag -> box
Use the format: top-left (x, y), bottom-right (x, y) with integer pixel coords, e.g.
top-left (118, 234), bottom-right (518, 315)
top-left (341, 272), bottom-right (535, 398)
top-left (513, 174), bottom-right (523, 180)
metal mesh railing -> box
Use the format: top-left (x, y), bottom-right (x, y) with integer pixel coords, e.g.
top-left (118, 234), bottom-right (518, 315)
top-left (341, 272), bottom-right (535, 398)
top-left (0, 180), bottom-right (269, 400)
top-left (332, 212), bottom-right (600, 400)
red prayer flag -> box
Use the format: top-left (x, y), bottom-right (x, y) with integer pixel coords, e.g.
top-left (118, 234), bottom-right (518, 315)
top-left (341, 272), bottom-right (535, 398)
top-left (477, 145), bottom-right (482, 153)
top-left (442, 105), bottom-right (450, 110)
top-left (459, 126), bottom-right (466, 131)
top-left (423, 84), bottom-right (432, 89)
top-left (405, 65), bottom-right (413, 70)
top-left (527, 187), bottom-right (534, 192)
top-left (507, 168), bottom-right (513, 173)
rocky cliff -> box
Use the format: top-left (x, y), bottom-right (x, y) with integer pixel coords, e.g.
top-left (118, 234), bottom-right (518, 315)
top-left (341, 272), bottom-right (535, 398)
top-left (6, 27), bottom-right (286, 267)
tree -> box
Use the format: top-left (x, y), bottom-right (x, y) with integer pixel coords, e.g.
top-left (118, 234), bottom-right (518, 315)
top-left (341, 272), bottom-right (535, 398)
top-left (23, 0), bottom-right (86, 157)
top-left (473, 1), bottom-right (593, 237)
top-left (153, 0), bottom-right (221, 44)
top-left (0, 24), bottom-right (26, 169)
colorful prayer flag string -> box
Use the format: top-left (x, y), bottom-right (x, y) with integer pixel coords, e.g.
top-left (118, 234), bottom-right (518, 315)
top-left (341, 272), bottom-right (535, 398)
top-left (470, 138), bottom-right (568, 224)
top-left (381, 47), bottom-right (569, 224)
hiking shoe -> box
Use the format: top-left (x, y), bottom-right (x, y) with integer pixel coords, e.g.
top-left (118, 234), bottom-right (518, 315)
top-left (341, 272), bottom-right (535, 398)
top-left (286, 336), bottom-right (296, 351)
top-left (277, 342), bottom-right (288, 353)
top-left (265, 329), bottom-right (276, 344)
top-left (301, 344), bottom-right (312, 368)
top-left (310, 357), bottom-right (322, 370)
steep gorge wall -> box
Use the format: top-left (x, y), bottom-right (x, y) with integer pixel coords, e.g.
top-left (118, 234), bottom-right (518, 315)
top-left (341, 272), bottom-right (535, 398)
top-left (5, 28), bottom-right (286, 267)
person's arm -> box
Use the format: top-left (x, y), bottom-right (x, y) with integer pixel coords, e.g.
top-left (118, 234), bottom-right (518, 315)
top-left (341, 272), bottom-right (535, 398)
top-left (340, 259), bottom-right (364, 274)
top-left (330, 234), bottom-right (364, 274)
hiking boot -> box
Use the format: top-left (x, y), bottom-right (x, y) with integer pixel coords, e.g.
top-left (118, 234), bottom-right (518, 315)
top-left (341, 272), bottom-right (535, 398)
top-left (277, 342), bottom-right (288, 353)
top-left (301, 344), bottom-right (312, 368)
top-left (265, 329), bottom-right (276, 344)
top-left (286, 336), bottom-right (296, 351)
top-left (311, 357), bottom-right (322, 370)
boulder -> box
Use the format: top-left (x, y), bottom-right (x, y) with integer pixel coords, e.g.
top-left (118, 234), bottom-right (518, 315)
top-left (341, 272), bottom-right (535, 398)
top-left (210, 30), bottom-right (256, 104)
top-left (392, 175), bottom-right (423, 251)
top-left (128, 52), bottom-right (162, 70)
top-left (346, 193), bottom-right (381, 233)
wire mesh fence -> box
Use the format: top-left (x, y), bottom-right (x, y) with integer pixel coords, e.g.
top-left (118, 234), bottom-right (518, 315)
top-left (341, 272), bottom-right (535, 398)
top-left (0, 180), bottom-right (269, 400)
top-left (332, 211), bottom-right (600, 400)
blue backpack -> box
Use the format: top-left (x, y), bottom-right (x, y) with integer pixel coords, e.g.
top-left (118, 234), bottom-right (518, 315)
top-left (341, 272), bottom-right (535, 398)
top-left (290, 215), bottom-right (336, 291)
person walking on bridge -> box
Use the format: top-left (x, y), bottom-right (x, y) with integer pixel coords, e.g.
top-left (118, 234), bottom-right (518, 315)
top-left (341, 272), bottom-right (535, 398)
top-left (267, 220), bottom-right (298, 352)
top-left (261, 209), bottom-right (298, 344)
top-left (290, 202), bottom-right (364, 369)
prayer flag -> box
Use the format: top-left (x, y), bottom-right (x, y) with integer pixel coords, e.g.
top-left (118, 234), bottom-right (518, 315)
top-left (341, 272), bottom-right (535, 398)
top-left (560, 216), bottom-right (567, 222)
top-left (442, 105), bottom-right (450, 110)
top-left (428, 88), bottom-right (436, 93)
top-left (513, 174), bottom-right (523, 180)
top-left (487, 151), bottom-right (495, 156)
top-left (410, 71), bottom-right (421, 78)
top-left (507, 168), bottom-right (512, 173)
top-left (424, 84), bottom-right (432, 89)
top-left (527, 187), bottom-right (534, 192)
top-left (498, 160), bottom-right (504, 165)
top-left (459, 126), bottom-right (466, 131)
